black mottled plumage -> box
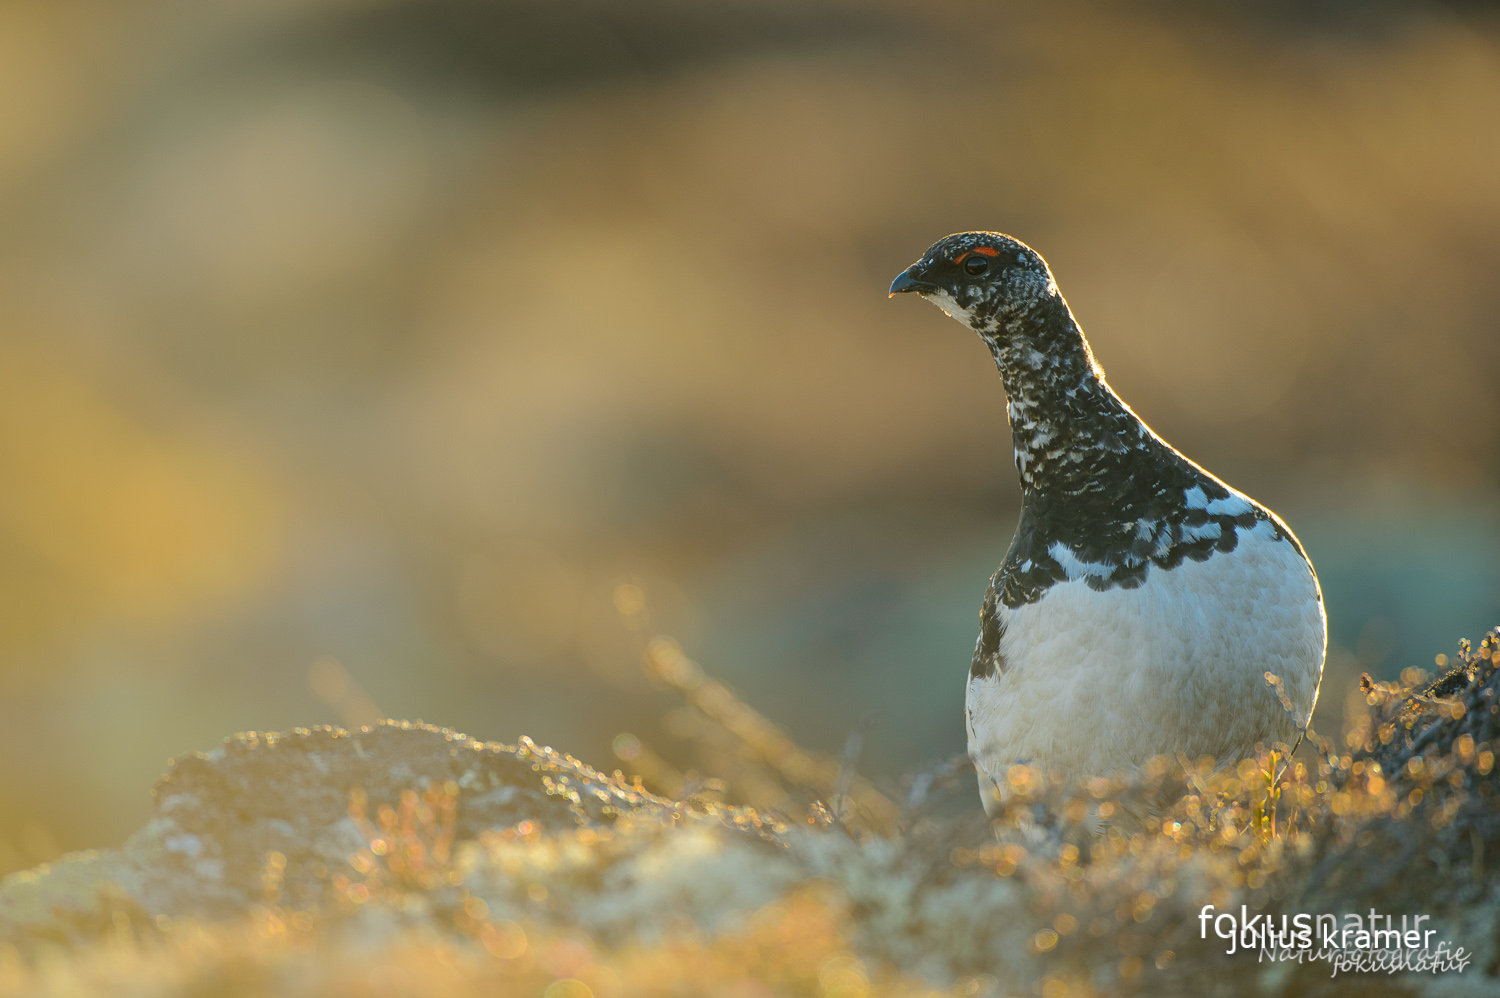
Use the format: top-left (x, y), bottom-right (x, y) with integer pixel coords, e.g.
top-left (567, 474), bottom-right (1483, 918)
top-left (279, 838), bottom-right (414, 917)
top-left (890, 232), bottom-right (1307, 681)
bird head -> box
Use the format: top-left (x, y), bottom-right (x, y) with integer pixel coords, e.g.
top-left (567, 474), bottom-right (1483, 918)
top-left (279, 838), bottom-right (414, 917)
top-left (888, 232), bottom-right (1056, 335)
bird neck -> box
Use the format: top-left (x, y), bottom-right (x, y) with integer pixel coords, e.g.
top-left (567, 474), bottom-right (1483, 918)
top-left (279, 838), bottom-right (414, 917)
top-left (984, 294), bottom-right (1154, 498)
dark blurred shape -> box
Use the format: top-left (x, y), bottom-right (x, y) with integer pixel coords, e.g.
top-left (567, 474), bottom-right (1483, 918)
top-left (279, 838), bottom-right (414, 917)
top-left (1158, 0), bottom-right (1500, 36)
top-left (272, 0), bottom-right (904, 96)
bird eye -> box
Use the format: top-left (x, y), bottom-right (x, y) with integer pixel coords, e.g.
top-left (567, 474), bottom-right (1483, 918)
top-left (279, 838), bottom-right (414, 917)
top-left (963, 255), bottom-right (989, 276)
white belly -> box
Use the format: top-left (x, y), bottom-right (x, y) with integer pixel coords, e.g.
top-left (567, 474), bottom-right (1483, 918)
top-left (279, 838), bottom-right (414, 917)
top-left (966, 519), bottom-right (1326, 786)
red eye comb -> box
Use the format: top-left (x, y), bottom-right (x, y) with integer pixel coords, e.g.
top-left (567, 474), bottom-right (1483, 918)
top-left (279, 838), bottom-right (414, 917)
top-left (953, 246), bottom-right (1000, 264)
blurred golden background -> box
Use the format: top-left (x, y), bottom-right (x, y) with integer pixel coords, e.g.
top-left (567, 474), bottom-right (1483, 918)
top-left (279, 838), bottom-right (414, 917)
top-left (1, 0), bottom-right (1498, 875)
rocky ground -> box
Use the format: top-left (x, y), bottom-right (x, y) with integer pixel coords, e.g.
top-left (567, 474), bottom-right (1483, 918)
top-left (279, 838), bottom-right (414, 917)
top-left (3, 634), bottom-right (1500, 997)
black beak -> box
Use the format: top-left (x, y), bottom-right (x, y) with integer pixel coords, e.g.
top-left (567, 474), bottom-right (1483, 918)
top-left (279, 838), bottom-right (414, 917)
top-left (888, 267), bottom-right (933, 298)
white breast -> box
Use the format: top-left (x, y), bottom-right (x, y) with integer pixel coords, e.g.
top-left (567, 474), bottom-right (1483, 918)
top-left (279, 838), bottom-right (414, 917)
top-left (966, 519), bottom-right (1326, 791)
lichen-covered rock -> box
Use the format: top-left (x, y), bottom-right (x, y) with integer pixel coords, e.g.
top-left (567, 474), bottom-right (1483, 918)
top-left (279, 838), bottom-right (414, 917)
top-left (0, 721), bottom-right (785, 945)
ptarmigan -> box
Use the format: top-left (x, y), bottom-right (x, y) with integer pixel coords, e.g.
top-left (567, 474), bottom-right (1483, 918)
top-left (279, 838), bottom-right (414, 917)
top-left (889, 232), bottom-right (1326, 814)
